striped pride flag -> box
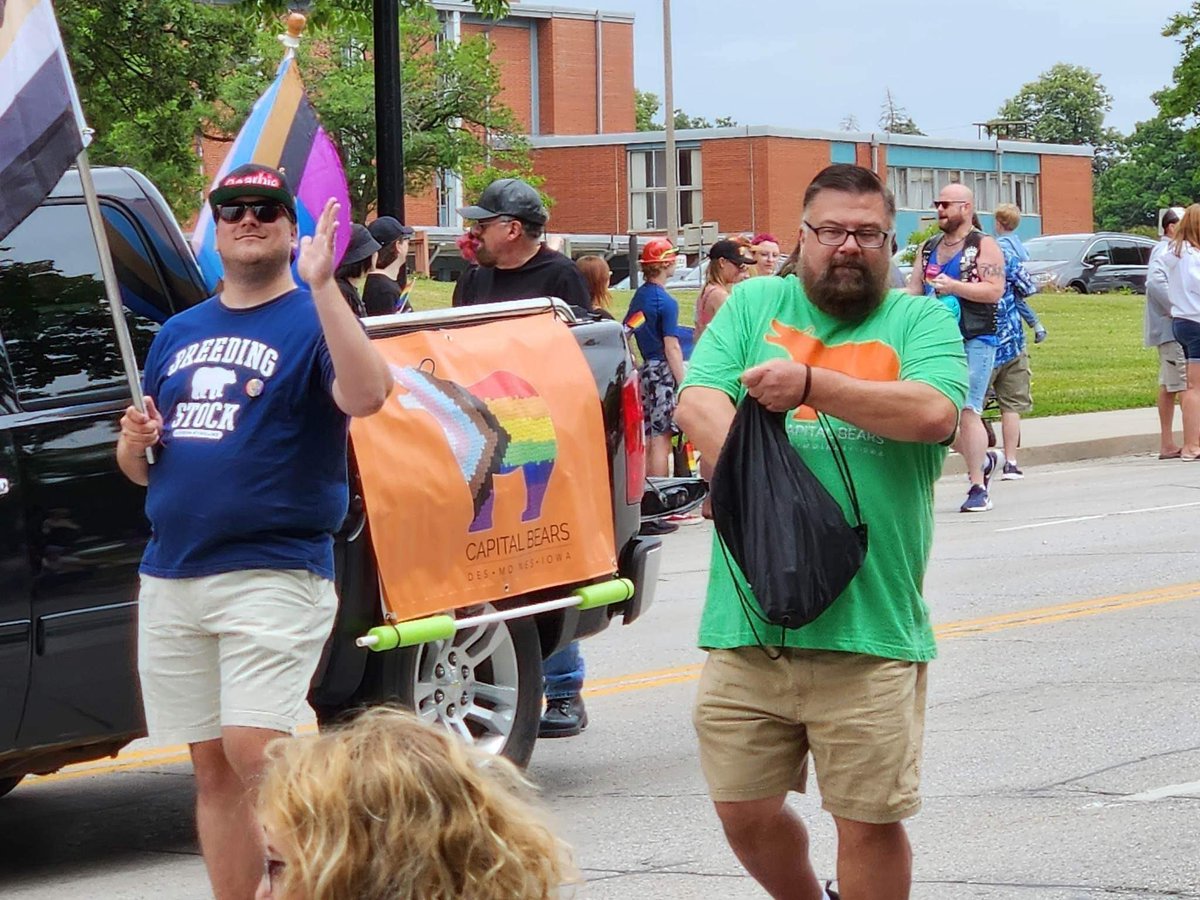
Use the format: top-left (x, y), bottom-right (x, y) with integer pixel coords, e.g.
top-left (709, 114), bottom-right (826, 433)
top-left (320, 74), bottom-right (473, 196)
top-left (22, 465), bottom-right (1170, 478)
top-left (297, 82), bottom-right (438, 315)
top-left (191, 54), bottom-right (352, 292)
top-left (0, 0), bottom-right (87, 242)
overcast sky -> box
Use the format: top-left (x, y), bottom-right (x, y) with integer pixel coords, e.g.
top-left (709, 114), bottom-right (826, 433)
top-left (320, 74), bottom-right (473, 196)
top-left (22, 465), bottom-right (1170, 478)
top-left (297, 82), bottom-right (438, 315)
top-left (544, 0), bottom-right (1189, 140)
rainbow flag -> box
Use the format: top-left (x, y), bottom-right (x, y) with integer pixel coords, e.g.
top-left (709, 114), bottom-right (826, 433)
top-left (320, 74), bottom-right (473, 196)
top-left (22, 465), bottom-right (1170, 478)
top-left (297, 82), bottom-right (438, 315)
top-left (191, 55), bottom-right (351, 292)
top-left (0, 0), bottom-right (88, 242)
top-left (624, 309), bottom-right (647, 331)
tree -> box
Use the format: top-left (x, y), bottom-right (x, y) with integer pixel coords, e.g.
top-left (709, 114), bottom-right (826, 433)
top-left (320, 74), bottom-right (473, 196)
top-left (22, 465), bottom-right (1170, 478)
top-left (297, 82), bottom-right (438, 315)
top-left (1156, 4), bottom-right (1200, 140)
top-left (878, 89), bottom-right (922, 135)
top-left (635, 89), bottom-right (661, 131)
top-left (996, 63), bottom-right (1121, 173)
top-left (1094, 115), bottom-right (1200, 230)
top-left (211, 9), bottom-right (532, 221)
top-left (839, 114), bottom-right (860, 132)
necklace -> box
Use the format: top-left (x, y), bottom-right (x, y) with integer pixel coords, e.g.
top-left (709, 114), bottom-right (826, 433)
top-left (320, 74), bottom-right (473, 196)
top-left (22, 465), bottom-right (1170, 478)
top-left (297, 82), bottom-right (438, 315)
top-left (940, 234), bottom-right (966, 248)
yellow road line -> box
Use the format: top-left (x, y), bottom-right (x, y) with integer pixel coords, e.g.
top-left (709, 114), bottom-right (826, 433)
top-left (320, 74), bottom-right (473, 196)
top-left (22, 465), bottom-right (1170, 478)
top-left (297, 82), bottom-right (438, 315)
top-left (25, 581), bottom-right (1200, 785)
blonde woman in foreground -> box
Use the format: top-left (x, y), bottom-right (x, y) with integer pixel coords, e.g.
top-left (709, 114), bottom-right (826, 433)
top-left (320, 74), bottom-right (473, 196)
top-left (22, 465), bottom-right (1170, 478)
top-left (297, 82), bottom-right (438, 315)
top-left (255, 707), bottom-right (576, 899)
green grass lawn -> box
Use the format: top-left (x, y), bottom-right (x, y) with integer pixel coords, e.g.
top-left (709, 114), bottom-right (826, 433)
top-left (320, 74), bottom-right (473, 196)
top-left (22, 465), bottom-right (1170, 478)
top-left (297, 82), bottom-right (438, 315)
top-left (408, 280), bottom-right (1155, 418)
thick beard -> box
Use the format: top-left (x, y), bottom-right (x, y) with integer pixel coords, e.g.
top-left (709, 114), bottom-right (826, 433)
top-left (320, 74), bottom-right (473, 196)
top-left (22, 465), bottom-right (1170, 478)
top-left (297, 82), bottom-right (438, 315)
top-left (802, 256), bottom-right (889, 323)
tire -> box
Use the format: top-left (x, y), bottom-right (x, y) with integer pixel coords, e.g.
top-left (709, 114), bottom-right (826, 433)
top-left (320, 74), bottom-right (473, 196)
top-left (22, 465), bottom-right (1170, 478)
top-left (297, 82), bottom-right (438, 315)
top-left (354, 608), bottom-right (543, 768)
top-left (1068, 281), bottom-right (1087, 294)
top-left (0, 776), bottom-right (23, 800)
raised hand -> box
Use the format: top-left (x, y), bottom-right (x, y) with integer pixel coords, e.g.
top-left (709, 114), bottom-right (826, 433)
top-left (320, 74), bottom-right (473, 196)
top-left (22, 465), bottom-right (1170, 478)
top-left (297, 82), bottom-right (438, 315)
top-left (298, 198), bottom-right (340, 287)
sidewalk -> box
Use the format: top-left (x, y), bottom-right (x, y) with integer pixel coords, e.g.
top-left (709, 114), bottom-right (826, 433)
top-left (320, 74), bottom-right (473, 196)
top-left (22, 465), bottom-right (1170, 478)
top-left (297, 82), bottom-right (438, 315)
top-left (942, 407), bottom-right (1167, 476)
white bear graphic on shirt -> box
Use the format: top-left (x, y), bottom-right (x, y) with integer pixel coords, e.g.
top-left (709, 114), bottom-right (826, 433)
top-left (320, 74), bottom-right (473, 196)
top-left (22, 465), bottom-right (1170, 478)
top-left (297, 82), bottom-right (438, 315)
top-left (191, 366), bottom-right (237, 400)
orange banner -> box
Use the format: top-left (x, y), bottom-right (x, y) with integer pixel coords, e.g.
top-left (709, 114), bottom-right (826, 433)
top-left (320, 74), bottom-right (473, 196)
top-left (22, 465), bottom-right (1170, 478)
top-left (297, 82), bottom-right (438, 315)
top-left (351, 313), bottom-right (618, 622)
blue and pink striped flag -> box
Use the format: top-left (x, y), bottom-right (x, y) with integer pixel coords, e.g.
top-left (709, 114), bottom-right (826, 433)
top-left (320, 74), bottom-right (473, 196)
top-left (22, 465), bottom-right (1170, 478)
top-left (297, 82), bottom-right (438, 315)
top-left (191, 55), bottom-right (352, 291)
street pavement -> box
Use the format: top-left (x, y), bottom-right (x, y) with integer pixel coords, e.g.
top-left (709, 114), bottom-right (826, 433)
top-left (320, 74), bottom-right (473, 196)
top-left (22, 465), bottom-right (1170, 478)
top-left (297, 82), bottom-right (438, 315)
top-left (3, 448), bottom-right (1200, 898)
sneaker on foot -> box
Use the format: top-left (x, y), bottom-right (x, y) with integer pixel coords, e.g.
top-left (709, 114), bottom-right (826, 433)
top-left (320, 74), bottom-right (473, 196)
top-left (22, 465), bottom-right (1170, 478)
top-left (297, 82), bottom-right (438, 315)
top-left (639, 519), bottom-right (680, 536)
top-left (1001, 460), bottom-right (1024, 480)
top-left (539, 695), bottom-right (588, 739)
top-left (1034, 327), bottom-right (1047, 343)
top-left (960, 484), bottom-right (992, 512)
top-left (982, 449), bottom-right (999, 491)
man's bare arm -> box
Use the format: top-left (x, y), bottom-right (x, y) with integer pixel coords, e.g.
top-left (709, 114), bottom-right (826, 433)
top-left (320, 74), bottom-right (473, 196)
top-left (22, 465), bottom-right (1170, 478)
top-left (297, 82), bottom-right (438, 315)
top-left (675, 386), bottom-right (737, 469)
top-left (947, 235), bottom-right (1005, 304)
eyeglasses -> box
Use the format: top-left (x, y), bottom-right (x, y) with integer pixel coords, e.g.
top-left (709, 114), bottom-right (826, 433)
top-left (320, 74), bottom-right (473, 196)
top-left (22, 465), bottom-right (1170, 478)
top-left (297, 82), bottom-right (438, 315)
top-left (471, 216), bottom-right (515, 233)
top-left (803, 221), bottom-right (891, 250)
top-left (932, 200), bottom-right (968, 210)
top-left (216, 201), bottom-right (292, 224)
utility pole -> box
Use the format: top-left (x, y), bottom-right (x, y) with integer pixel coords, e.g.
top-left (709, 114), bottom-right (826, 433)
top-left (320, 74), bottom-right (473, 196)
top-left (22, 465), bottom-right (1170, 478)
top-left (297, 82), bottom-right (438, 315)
top-left (374, 0), bottom-right (405, 220)
top-left (662, 0), bottom-right (678, 242)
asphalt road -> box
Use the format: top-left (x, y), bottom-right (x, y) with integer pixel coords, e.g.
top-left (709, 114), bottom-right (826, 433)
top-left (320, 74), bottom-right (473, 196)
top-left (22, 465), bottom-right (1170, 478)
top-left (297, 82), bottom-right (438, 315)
top-left (3, 454), bottom-right (1200, 899)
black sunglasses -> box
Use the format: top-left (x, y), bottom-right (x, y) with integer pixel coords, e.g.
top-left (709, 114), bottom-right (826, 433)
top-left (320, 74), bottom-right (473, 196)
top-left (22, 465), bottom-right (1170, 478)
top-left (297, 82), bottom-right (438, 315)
top-left (216, 201), bottom-right (292, 224)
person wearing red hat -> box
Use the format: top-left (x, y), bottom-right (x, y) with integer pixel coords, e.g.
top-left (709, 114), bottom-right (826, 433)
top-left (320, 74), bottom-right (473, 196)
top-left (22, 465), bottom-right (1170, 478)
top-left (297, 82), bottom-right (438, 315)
top-left (624, 238), bottom-right (686, 487)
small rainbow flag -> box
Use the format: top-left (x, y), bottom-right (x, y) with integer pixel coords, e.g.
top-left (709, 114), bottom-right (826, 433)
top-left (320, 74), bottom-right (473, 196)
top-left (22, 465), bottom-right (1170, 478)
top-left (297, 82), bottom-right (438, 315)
top-left (625, 309), bottom-right (647, 331)
top-left (191, 55), bottom-right (352, 292)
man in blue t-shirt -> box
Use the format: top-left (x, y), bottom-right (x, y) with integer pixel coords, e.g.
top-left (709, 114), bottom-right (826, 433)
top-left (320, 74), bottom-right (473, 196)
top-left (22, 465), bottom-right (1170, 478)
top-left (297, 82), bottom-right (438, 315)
top-left (116, 164), bottom-right (392, 900)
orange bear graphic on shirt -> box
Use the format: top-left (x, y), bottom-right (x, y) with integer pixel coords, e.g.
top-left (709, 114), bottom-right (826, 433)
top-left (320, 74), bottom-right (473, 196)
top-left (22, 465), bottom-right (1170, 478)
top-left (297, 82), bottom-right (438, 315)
top-left (764, 320), bottom-right (900, 420)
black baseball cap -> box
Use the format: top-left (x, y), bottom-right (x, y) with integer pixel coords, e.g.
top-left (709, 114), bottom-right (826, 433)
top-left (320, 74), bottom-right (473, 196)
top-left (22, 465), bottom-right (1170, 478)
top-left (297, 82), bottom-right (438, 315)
top-left (209, 163), bottom-right (296, 217)
top-left (458, 178), bottom-right (548, 226)
top-left (368, 215), bottom-right (414, 244)
top-left (708, 239), bottom-right (756, 267)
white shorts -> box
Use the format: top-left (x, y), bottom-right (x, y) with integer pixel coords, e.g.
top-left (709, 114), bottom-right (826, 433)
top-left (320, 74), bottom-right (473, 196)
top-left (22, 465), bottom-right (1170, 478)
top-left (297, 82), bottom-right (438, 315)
top-left (137, 569), bottom-right (338, 745)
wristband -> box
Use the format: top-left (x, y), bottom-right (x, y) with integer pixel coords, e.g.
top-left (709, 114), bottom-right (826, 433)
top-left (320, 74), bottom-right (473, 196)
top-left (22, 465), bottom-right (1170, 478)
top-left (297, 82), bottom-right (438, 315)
top-left (798, 363), bottom-right (813, 408)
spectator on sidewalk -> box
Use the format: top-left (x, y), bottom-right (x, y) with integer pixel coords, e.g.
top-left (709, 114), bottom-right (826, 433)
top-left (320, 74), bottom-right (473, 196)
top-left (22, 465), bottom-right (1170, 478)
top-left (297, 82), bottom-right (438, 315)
top-left (1164, 204), bottom-right (1200, 460)
top-left (335, 223), bottom-right (381, 317)
top-left (1147, 207), bottom-right (1187, 459)
top-left (256, 707), bottom-right (575, 899)
top-left (695, 239), bottom-right (756, 342)
top-left (750, 233), bottom-right (782, 276)
top-left (363, 216), bottom-right (414, 316)
top-left (907, 183), bottom-right (1005, 512)
top-left (989, 204), bottom-right (1042, 479)
top-left (576, 254), bottom-right (615, 320)
top-left (993, 204), bottom-right (1047, 343)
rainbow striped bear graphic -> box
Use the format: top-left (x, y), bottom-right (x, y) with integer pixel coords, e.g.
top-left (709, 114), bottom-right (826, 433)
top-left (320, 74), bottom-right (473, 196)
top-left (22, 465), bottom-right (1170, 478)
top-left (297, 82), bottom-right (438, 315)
top-left (391, 366), bottom-right (557, 533)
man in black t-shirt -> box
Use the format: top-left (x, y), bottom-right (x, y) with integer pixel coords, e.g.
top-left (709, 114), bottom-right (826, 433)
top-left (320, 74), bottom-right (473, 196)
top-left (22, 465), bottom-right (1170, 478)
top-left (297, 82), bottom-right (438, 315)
top-left (452, 178), bottom-right (591, 313)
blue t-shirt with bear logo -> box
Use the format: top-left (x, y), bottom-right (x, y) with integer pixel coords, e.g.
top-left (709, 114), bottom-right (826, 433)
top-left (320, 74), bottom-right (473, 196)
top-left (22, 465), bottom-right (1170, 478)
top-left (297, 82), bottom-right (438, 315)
top-left (139, 288), bottom-right (348, 579)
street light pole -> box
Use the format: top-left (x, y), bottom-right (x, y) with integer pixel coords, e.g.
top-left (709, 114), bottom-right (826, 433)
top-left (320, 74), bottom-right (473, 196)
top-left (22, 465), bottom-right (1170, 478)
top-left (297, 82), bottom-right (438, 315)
top-left (662, 0), bottom-right (678, 242)
top-left (374, 0), bottom-right (405, 220)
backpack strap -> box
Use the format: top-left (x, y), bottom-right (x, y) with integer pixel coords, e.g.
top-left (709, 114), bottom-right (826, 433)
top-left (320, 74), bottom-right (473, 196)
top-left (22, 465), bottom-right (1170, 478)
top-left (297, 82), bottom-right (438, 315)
top-left (920, 233), bottom-right (942, 272)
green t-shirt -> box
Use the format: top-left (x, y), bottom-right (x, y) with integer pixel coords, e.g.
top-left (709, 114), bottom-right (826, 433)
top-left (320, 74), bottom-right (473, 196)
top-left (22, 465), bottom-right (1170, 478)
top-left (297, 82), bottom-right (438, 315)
top-left (681, 276), bottom-right (967, 662)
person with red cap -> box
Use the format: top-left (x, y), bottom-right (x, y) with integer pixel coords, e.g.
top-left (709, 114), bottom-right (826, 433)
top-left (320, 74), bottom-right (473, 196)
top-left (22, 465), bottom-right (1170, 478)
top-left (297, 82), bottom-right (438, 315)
top-left (624, 238), bottom-right (686, 489)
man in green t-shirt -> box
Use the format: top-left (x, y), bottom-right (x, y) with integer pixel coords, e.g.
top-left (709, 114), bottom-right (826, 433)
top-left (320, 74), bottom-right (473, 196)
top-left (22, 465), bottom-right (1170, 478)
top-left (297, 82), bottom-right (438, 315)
top-left (676, 164), bottom-right (967, 900)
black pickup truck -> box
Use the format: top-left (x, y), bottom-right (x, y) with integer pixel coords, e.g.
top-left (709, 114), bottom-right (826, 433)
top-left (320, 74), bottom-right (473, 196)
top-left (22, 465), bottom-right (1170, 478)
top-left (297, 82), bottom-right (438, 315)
top-left (0, 167), bottom-right (662, 796)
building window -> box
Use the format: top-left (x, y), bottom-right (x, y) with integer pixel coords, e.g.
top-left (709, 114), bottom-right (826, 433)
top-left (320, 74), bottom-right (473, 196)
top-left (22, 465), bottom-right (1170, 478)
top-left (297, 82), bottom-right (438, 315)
top-left (628, 147), bottom-right (702, 232)
top-left (888, 167), bottom-right (1039, 215)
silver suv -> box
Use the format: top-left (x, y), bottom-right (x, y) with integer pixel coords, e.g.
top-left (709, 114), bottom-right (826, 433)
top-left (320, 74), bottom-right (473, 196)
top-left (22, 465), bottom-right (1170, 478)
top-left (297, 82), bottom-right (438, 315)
top-left (1024, 232), bottom-right (1157, 294)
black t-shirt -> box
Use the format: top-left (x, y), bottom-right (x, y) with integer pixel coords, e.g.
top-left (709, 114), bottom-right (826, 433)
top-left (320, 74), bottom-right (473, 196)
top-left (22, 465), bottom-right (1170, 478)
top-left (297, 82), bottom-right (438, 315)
top-left (363, 273), bottom-right (405, 316)
top-left (452, 245), bottom-right (592, 312)
top-left (336, 277), bottom-right (366, 317)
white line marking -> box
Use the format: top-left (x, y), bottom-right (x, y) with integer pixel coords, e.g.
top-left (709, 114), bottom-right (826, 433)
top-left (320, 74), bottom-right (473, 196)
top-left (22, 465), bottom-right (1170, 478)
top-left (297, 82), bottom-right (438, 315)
top-left (1122, 780), bottom-right (1200, 803)
top-left (996, 501), bottom-right (1200, 533)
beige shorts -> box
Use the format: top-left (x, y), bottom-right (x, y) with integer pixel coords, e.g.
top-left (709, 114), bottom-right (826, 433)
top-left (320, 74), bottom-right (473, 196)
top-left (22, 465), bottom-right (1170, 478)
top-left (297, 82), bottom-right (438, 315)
top-left (138, 569), bottom-right (338, 745)
top-left (1159, 342), bottom-right (1187, 393)
top-left (988, 352), bottom-right (1033, 413)
top-left (693, 647), bottom-right (927, 824)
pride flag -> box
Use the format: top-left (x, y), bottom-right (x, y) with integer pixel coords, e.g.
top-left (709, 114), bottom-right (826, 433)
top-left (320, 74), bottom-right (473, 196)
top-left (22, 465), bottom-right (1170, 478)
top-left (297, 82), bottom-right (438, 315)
top-left (624, 309), bottom-right (646, 331)
top-left (0, 0), bottom-right (88, 242)
top-left (191, 55), bottom-right (351, 291)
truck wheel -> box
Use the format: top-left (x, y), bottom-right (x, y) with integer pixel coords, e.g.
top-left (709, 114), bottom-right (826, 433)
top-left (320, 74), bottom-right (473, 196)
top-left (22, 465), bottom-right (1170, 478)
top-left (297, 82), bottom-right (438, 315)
top-left (360, 610), bottom-right (543, 768)
top-left (0, 776), bottom-right (23, 800)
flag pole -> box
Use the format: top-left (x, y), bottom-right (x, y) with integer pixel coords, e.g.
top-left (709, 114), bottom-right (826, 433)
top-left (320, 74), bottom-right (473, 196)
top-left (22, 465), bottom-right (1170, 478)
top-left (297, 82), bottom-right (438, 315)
top-left (75, 142), bottom-right (154, 463)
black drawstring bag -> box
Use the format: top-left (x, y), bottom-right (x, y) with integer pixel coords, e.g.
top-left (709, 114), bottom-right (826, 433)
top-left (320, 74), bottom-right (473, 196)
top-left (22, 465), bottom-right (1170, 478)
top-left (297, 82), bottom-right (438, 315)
top-left (710, 397), bottom-right (868, 637)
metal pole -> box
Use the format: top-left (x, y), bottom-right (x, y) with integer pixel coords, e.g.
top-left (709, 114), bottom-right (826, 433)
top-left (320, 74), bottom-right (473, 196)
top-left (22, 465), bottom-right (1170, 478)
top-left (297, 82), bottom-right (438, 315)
top-left (76, 148), bottom-right (154, 463)
top-left (662, 0), bottom-right (678, 242)
top-left (374, 0), bottom-right (405, 221)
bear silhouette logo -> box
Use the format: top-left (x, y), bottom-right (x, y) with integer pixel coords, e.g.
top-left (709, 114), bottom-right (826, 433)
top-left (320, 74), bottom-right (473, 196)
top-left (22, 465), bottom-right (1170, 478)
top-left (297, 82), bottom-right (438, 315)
top-left (191, 366), bottom-right (238, 401)
top-left (391, 365), bottom-right (557, 533)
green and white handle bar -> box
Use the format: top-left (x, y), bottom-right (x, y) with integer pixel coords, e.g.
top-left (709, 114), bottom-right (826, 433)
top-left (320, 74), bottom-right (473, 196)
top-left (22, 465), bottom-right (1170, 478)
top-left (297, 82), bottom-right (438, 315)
top-left (356, 578), bottom-right (636, 652)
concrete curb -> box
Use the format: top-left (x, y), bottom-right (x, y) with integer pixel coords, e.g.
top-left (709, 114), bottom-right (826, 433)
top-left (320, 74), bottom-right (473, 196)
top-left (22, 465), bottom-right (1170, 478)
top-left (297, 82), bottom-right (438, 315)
top-left (942, 434), bottom-right (1162, 476)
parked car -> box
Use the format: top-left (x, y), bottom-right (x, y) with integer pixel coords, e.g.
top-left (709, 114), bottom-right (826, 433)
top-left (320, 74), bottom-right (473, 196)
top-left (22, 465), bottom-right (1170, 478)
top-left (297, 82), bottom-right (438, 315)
top-left (1023, 233), bottom-right (1157, 294)
top-left (0, 166), bottom-right (663, 797)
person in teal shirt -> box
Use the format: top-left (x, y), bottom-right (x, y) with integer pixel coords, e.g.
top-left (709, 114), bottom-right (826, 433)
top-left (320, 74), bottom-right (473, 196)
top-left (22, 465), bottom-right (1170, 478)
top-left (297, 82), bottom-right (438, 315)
top-left (676, 164), bottom-right (966, 900)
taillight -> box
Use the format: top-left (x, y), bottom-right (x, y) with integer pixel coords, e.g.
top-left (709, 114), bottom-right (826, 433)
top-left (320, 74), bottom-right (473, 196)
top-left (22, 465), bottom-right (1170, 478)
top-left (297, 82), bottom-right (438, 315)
top-left (621, 366), bottom-right (646, 505)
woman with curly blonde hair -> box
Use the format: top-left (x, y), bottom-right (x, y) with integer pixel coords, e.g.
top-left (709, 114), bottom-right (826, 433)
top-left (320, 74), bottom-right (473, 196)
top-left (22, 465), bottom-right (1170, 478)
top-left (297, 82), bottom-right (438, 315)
top-left (255, 707), bottom-right (576, 899)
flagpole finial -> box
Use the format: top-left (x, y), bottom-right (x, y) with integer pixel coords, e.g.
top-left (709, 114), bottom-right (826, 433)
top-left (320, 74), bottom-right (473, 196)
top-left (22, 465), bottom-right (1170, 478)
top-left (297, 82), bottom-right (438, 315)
top-left (279, 12), bottom-right (307, 51)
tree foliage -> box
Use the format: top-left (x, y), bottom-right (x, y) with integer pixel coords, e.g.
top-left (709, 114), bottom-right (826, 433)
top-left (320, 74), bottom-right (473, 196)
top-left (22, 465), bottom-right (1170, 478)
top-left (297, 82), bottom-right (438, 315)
top-left (1158, 4), bottom-right (1200, 136)
top-left (1094, 116), bottom-right (1200, 230)
top-left (839, 114), bottom-right (860, 132)
top-left (878, 89), bottom-right (922, 135)
top-left (635, 89), bottom-right (661, 131)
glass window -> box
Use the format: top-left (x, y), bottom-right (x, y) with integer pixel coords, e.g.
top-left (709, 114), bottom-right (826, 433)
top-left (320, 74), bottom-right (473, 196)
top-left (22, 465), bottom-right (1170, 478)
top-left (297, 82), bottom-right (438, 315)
top-left (1109, 239), bottom-right (1145, 266)
top-left (0, 203), bottom-right (166, 408)
top-left (1085, 240), bottom-right (1112, 263)
top-left (628, 147), bottom-right (702, 231)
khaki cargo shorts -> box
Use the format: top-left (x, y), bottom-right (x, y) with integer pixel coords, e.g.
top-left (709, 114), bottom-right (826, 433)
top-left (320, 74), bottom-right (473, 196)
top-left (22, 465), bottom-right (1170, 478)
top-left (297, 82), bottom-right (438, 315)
top-left (138, 569), bottom-right (338, 745)
top-left (693, 647), bottom-right (927, 824)
top-left (1158, 341), bottom-right (1187, 393)
top-left (987, 352), bottom-right (1033, 413)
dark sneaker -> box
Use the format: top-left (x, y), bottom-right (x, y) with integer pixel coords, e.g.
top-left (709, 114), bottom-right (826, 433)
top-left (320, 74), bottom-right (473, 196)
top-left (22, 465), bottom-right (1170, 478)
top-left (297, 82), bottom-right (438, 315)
top-left (1001, 460), bottom-right (1024, 480)
top-left (960, 484), bottom-right (992, 513)
top-left (1034, 327), bottom-right (1047, 343)
top-left (639, 519), bottom-right (679, 536)
top-left (539, 695), bottom-right (588, 739)
top-left (982, 449), bottom-right (999, 491)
